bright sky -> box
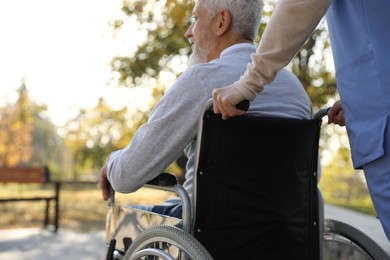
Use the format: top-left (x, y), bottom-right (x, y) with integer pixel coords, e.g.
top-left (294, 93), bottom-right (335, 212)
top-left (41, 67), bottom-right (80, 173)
top-left (0, 0), bottom-right (151, 126)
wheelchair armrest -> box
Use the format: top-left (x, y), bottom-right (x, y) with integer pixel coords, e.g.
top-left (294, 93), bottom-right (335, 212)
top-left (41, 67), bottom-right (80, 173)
top-left (145, 173), bottom-right (191, 233)
top-left (108, 172), bottom-right (177, 206)
top-left (109, 172), bottom-right (191, 232)
top-left (146, 172), bottom-right (178, 186)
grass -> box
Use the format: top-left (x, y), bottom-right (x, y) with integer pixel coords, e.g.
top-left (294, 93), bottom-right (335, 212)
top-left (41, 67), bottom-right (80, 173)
top-left (0, 182), bottom-right (174, 233)
top-left (0, 182), bottom-right (376, 233)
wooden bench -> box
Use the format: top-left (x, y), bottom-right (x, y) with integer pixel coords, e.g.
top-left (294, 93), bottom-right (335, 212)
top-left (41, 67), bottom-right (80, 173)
top-left (0, 167), bottom-right (60, 232)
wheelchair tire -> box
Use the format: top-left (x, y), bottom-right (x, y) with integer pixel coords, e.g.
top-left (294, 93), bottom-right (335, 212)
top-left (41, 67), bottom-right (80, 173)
top-left (324, 218), bottom-right (390, 260)
top-left (123, 225), bottom-right (213, 260)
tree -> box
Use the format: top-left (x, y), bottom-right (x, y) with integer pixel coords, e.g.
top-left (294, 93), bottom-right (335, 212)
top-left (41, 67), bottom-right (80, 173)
top-left (63, 97), bottom-right (138, 178)
top-left (0, 81), bottom-right (65, 179)
top-left (111, 0), bottom-right (193, 87)
top-left (0, 82), bottom-right (33, 166)
top-left (319, 147), bottom-right (374, 215)
top-left (290, 20), bottom-right (337, 108)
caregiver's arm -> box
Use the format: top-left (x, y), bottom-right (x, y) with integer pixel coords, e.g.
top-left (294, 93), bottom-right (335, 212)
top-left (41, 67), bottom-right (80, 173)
top-left (212, 0), bottom-right (332, 119)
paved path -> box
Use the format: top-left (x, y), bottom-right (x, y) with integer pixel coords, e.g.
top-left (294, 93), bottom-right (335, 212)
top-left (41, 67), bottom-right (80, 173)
top-left (0, 228), bottom-right (105, 260)
top-left (325, 204), bottom-right (390, 256)
top-left (0, 205), bottom-right (388, 259)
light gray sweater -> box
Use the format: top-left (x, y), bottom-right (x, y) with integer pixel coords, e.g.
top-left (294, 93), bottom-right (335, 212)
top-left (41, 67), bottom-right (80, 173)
top-left (107, 44), bottom-right (312, 200)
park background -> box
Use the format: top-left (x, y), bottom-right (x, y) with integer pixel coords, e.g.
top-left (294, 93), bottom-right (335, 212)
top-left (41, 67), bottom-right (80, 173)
top-left (0, 0), bottom-right (374, 232)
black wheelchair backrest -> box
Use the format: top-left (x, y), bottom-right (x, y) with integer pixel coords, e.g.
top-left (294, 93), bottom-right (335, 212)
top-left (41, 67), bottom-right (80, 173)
top-left (193, 109), bottom-right (322, 259)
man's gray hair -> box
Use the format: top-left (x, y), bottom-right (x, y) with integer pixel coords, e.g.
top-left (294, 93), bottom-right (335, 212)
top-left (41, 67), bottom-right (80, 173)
top-left (203, 0), bottom-right (263, 42)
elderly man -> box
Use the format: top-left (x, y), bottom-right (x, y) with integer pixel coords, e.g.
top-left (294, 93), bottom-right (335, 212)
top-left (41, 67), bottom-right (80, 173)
top-left (99, 0), bottom-right (312, 217)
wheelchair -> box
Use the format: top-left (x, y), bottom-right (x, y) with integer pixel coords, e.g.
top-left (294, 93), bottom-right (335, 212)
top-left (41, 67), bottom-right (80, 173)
top-left (105, 100), bottom-right (389, 260)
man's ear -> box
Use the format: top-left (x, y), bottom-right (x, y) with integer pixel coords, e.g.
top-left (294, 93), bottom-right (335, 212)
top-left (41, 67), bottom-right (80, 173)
top-left (215, 10), bottom-right (232, 36)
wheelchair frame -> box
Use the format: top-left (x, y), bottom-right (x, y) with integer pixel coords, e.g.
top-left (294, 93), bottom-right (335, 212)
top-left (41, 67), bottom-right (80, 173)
top-left (105, 100), bottom-right (389, 260)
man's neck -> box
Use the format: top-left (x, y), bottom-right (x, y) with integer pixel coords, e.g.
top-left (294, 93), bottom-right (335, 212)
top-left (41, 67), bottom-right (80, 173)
top-left (208, 34), bottom-right (252, 61)
top-left (213, 36), bottom-right (252, 59)
top-left (220, 42), bottom-right (254, 57)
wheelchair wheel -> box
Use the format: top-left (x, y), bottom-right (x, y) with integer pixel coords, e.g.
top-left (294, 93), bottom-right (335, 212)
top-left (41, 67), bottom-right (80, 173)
top-left (324, 218), bottom-right (389, 260)
top-left (123, 225), bottom-right (213, 260)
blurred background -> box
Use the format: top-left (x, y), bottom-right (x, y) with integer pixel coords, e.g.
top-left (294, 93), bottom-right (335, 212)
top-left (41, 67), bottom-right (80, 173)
top-left (0, 0), bottom-right (374, 233)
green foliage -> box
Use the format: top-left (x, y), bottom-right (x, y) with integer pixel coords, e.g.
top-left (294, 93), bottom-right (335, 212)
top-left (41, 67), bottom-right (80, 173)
top-left (320, 147), bottom-right (375, 216)
top-left (63, 98), bottom-right (130, 178)
top-left (291, 22), bottom-right (337, 108)
top-left (112, 0), bottom-right (193, 86)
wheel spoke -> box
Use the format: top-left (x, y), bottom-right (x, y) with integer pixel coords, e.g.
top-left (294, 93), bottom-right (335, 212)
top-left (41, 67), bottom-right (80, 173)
top-left (124, 225), bottom-right (213, 260)
top-left (324, 219), bottom-right (389, 260)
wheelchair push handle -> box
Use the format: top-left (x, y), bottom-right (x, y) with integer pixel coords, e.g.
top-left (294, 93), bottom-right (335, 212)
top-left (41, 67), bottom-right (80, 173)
top-left (229, 100), bottom-right (335, 120)
top-left (314, 107), bottom-right (330, 119)
top-left (233, 101), bottom-right (333, 120)
top-left (235, 99), bottom-right (250, 111)
top-left (204, 98), bottom-right (249, 113)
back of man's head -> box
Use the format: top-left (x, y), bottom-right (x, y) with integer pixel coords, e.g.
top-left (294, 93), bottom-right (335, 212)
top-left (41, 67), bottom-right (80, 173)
top-left (202, 0), bottom-right (263, 42)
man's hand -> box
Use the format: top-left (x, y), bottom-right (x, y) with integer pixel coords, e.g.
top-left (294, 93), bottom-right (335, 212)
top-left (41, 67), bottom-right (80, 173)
top-left (212, 83), bottom-right (247, 120)
top-left (99, 164), bottom-right (110, 200)
top-left (327, 100), bottom-right (345, 126)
